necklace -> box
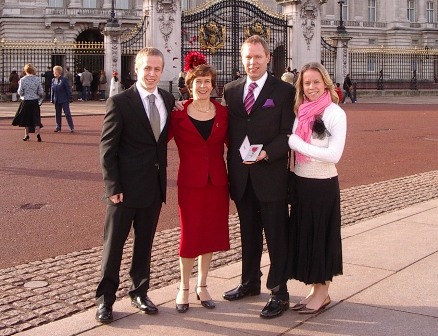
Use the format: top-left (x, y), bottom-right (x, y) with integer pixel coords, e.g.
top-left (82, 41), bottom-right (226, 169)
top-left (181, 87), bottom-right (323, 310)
top-left (193, 101), bottom-right (212, 113)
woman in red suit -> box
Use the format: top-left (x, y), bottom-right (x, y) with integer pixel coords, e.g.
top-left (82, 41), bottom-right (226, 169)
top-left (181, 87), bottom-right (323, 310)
top-left (168, 55), bottom-right (230, 313)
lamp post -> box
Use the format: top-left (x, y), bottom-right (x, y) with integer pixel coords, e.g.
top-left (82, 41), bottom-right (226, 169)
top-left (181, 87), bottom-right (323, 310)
top-left (107, 0), bottom-right (120, 27)
top-left (337, 0), bottom-right (346, 34)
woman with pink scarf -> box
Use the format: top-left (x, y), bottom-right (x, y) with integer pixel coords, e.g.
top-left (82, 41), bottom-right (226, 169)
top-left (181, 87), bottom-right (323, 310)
top-left (287, 62), bottom-right (347, 314)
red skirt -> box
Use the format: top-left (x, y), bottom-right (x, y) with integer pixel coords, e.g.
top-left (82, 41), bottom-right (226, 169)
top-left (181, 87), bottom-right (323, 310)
top-left (178, 181), bottom-right (230, 258)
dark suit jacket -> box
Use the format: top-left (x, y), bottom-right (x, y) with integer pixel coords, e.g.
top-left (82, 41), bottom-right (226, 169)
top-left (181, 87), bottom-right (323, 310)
top-left (168, 99), bottom-right (228, 188)
top-left (100, 84), bottom-right (175, 208)
top-left (51, 76), bottom-right (72, 104)
top-left (223, 74), bottom-right (295, 202)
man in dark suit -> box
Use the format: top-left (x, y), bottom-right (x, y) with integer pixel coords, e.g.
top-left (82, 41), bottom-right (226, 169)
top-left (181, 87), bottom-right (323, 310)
top-left (95, 47), bottom-right (176, 323)
top-left (222, 35), bottom-right (295, 319)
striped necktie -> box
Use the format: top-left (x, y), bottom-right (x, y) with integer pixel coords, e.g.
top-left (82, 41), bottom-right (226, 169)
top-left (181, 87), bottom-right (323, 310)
top-left (147, 94), bottom-right (161, 141)
top-left (244, 82), bottom-right (257, 114)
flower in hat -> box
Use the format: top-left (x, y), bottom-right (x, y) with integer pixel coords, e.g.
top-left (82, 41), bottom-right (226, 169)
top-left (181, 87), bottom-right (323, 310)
top-left (183, 51), bottom-right (207, 72)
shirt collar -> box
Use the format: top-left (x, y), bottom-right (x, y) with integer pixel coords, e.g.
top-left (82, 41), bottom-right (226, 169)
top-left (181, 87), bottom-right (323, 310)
top-left (136, 81), bottom-right (159, 101)
top-left (245, 71), bottom-right (268, 90)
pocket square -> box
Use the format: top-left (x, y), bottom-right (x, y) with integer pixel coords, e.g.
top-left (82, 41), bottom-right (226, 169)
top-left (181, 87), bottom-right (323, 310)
top-left (263, 99), bottom-right (275, 108)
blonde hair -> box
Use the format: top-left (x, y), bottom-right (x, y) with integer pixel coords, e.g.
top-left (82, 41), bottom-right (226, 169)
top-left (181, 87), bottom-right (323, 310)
top-left (53, 65), bottom-right (63, 74)
top-left (135, 47), bottom-right (165, 70)
top-left (23, 63), bottom-right (36, 75)
top-left (281, 72), bottom-right (294, 85)
top-left (294, 62), bottom-right (339, 113)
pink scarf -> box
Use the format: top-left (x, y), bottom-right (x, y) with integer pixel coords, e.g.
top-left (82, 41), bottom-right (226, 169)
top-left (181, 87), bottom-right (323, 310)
top-left (295, 90), bottom-right (332, 163)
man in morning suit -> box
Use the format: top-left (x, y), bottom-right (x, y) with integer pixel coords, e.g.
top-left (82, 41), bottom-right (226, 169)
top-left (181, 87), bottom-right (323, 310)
top-left (222, 35), bottom-right (295, 319)
top-left (95, 47), bottom-right (176, 323)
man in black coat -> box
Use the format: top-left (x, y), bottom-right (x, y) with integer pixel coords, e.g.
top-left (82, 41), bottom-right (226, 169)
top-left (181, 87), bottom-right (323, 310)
top-left (95, 47), bottom-right (175, 323)
top-left (222, 35), bottom-right (295, 319)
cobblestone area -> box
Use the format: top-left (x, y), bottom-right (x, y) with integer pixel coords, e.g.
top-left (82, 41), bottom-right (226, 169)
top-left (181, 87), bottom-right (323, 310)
top-left (0, 170), bottom-right (437, 335)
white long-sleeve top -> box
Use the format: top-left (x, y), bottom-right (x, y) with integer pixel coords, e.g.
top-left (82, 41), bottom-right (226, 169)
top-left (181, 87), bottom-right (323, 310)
top-left (289, 102), bottom-right (347, 179)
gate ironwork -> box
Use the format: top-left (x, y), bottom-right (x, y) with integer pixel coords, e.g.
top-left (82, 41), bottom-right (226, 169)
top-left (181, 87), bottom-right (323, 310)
top-left (349, 47), bottom-right (438, 90)
top-left (120, 15), bottom-right (149, 87)
top-left (321, 37), bottom-right (337, 80)
top-left (0, 39), bottom-right (104, 95)
top-left (181, 0), bottom-right (287, 94)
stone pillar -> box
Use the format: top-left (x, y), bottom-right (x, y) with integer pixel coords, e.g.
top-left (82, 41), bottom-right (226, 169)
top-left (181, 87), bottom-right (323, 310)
top-left (103, 21), bottom-right (122, 97)
top-left (146, 0), bottom-right (182, 82)
top-left (277, 0), bottom-right (326, 71)
top-left (331, 35), bottom-right (352, 84)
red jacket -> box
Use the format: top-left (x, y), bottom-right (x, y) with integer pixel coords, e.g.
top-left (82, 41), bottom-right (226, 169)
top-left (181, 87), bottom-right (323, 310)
top-left (169, 99), bottom-right (229, 187)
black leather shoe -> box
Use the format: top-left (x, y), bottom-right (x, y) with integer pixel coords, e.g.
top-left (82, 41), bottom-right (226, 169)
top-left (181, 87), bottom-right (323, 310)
top-left (223, 284), bottom-right (261, 301)
top-left (37, 134), bottom-right (42, 142)
top-left (260, 298), bottom-right (289, 319)
top-left (22, 135), bottom-right (29, 141)
top-left (196, 285), bottom-right (215, 309)
top-left (131, 295), bottom-right (158, 315)
top-left (95, 303), bottom-right (113, 323)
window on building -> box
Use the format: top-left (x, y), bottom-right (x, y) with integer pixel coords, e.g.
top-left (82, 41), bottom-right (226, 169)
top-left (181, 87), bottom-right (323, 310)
top-left (369, 39), bottom-right (377, 45)
top-left (367, 56), bottom-right (376, 72)
top-left (407, 0), bottom-right (416, 22)
top-left (116, 0), bottom-right (129, 9)
top-left (48, 0), bottom-right (63, 7)
top-left (426, 1), bottom-right (435, 23)
top-left (368, 0), bottom-right (376, 22)
top-left (342, 0), bottom-right (349, 21)
top-left (83, 0), bottom-right (96, 8)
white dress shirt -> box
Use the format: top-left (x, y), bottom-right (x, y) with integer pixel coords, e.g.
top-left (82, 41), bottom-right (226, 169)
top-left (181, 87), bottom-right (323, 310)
top-left (136, 81), bottom-right (167, 132)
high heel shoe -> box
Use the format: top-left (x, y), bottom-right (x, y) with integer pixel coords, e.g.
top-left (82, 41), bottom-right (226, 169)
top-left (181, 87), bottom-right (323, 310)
top-left (36, 134), bottom-right (42, 142)
top-left (298, 295), bottom-right (331, 314)
top-left (175, 288), bottom-right (189, 313)
top-left (195, 285), bottom-right (215, 309)
top-left (22, 135), bottom-right (29, 141)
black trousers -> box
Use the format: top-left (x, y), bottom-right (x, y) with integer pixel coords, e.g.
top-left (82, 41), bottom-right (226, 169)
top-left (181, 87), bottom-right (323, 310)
top-left (234, 177), bottom-right (289, 299)
top-left (95, 185), bottom-right (162, 306)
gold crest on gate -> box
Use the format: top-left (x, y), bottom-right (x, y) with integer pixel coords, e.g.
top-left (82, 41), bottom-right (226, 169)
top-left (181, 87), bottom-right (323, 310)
top-left (199, 20), bottom-right (225, 53)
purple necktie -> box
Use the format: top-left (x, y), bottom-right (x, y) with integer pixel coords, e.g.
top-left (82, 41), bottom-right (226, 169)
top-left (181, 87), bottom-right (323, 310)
top-left (244, 82), bottom-right (258, 114)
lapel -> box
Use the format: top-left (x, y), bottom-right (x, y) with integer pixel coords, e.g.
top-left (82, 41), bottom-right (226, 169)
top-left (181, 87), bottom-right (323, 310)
top-left (233, 78), bottom-right (246, 117)
top-left (125, 85), bottom-right (152, 136)
top-left (251, 74), bottom-right (275, 114)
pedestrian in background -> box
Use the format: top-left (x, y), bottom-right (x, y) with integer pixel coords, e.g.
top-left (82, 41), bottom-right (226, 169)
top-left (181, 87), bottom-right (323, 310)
top-left (99, 69), bottom-right (107, 101)
top-left (341, 73), bottom-right (355, 103)
top-left (287, 62), bottom-right (346, 314)
top-left (177, 71), bottom-right (189, 101)
top-left (280, 71), bottom-right (295, 86)
top-left (335, 82), bottom-right (343, 103)
top-left (64, 67), bottom-right (74, 92)
top-left (81, 67), bottom-right (93, 101)
top-left (51, 65), bottom-right (74, 133)
top-left (42, 66), bottom-right (53, 101)
top-left (95, 47), bottom-right (176, 324)
top-left (9, 68), bottom-right (19, 102)
top-left (169, 53), bottom-right (230, 314)
top-left (75, 70), bottom-right (83, 101)
top-left (109, 71), bottom-right (120, 97)
top-left (12, 63), bottom-right (43, 142)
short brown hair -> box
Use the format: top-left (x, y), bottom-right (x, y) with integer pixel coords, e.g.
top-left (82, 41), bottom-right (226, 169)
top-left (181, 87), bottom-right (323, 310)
top-left (241, 35), bottom-right (270, 56)
top-left (23, 63), bottom-right (36, 75)
top-left (185, 64), bottom-right (217, 96)
top-left (135, 47), bottom-right (165, 70)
